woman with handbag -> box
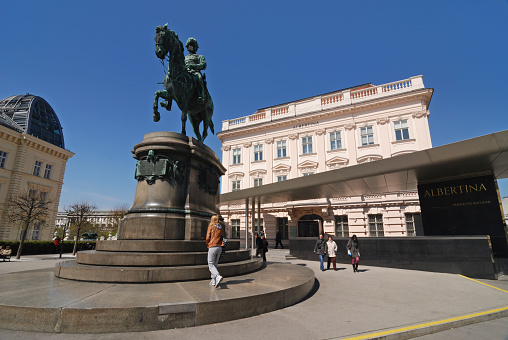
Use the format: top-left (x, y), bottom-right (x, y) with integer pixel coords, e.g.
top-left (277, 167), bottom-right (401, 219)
top-left (325, 235), bottom-right (338, 270)
top-left (347, 234), bottom-right (360, 272)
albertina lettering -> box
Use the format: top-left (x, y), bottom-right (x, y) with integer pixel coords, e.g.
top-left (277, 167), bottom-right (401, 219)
top-left (424, 183), bottom-right (487, 197)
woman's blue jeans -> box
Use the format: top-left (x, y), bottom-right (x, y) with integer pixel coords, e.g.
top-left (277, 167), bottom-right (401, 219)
top-left (318, 254), bottom-right (324, 270)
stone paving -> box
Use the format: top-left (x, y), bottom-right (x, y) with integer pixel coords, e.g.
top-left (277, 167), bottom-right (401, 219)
top-left (0, 251), bottom-right (507, 339)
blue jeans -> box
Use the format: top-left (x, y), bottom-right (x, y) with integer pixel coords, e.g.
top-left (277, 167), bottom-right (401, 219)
top-left (208, 246), bottom-right (222, 280)
top-left (318, 254), bottom-right (324, 270)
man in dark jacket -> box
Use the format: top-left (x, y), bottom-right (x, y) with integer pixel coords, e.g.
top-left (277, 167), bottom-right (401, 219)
top-left (313, 233), bottom-right (326, 271)
top-left (275, 230), bottom-right (283, 249)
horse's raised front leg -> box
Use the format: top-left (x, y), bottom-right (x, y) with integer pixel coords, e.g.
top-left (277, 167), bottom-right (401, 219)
top-left (153, 90), bottom-right (165, 122)
top-left (181, 111), bottom-right (187, 136)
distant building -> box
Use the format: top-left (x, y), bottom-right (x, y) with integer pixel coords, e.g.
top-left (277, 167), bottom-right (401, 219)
top-left (55, 211), bottom-right (119, 239)
top-left (0, 94), bottom-right (74, 241)
top-left (218, 76), bottom-right (433, 247)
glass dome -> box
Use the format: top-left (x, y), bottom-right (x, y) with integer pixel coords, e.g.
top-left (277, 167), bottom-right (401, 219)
top-left (0, 94), bottom-right (65, 148)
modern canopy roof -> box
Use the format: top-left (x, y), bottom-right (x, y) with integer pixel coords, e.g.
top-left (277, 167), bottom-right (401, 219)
top-left (220, 129), bottom-right (508, 205)
top-left (0, 94), bottom-right (65, 148)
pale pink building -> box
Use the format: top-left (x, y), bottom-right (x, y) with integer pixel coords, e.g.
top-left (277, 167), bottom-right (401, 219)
top-left (218, 76), bottom-right (433, 247)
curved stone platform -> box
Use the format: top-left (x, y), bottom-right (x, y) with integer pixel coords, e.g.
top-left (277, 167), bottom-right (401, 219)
top-left (0, 262), bottom-right (315, 334)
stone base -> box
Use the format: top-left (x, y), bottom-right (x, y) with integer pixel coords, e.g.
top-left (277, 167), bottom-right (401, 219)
top-left (55, 258), bottom-right (263, 283)
top-left (54, 239), bottom-right (262, 283)
top-left (2, 263), bottom-right (315, 333)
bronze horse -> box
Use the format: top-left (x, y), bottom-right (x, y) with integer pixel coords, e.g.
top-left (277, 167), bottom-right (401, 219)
top-left (153, 24), bottom-right (214, 142)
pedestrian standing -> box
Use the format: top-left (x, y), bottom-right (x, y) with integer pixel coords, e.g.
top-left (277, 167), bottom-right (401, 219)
top-left (313, 233), bottom-right (326, 271)
top-left (275, 230), bottom-right (284, 249)
top-left (206, 215), bottom-right (224, 287)
top-left (347, 234), bottom-right (360, 272)
top-left (325, 235), bottom-right (338, 271)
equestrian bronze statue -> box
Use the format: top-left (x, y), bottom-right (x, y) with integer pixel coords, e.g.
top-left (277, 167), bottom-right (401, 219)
top-left (153, 24), bottom-right (214, 142)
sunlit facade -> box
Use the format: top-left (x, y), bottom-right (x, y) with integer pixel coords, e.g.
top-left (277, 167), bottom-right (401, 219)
top-left (0, 94), bottom-right (74, 241)
top-left (218, 76), bottom-right (433, 247)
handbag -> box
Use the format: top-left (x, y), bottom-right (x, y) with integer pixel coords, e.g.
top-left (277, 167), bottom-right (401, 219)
top-left (347, 249), bottom-right (351, 256)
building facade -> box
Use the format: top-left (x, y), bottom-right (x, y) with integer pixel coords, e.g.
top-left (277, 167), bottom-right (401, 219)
top-left (218, 76), bottom-right (433, 247)
top-left (0, 95), bottom-right (73, 241)
top-left (55, 210), bottom-right (120, 240)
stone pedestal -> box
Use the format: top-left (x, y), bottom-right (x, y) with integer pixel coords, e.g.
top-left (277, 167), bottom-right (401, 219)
top-left (118, 131), bottom-right (225, 241)
top-left (55, 132), bottom-right (262, 283)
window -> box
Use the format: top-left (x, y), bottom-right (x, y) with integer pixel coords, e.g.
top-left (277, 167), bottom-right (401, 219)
top-left (335, 215), bottom-right (349, 237)
top-left (230, 219), bottom-right (240, 239)
top-left (360, 126), bottom-right (374, 146)
top-left (368, 214), bottom-right (384, 236)
top-left (40, 191), bottom-right (48, 202)
top-left (394, 120), bottom-right (410, 141)
top-left (330, 131), bottom-right (342, 150)
top-left (277, 217), bottom-right (289, 239)
top-left (19, 228), bottom-right (29, 241)
top-left (405, 213), bottom-right (416, 236)
top-left (276, 140), bottom-right (287, 158)
top-left (32, 222), bottom-right (41, 240)
top-left (253, 178), bottom-right (263, 187)
top-left (0, 151), bottom-right (7, 169)
top-left (231, 180), bottom-right (241, 191)
top-left (302, 136), bottom-right (313, 154)
top-left (253, 144), bottom-right (263, 161)
top-left (33, 160), bottom-right (42, 176)
top-left (277, 175), bottom-right (287, 182)
top-left (44, 164), bottom-right (52, 179)
top-left (232, 148), bottom-right (241, 165)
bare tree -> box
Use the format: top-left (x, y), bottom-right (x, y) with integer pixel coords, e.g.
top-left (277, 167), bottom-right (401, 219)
top-left (109, 203), bottom-right (129, 235)
top-left (5, 190), bottom-right (53, 259)
top-left (65, 201), bottom-right (97, 255)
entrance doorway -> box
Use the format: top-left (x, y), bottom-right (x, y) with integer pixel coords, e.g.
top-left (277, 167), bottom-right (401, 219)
top-left (297, 214), bottom-right (323, 237)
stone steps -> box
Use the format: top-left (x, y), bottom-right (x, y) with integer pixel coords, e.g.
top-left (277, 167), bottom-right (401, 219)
top-left (77, 249), bottom-right (250, 267)
top-left (55, 257), bottom-right (263, 283)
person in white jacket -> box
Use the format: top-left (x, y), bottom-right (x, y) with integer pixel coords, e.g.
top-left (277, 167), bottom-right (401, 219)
top-left (325, 235), bottom-right (338, 271)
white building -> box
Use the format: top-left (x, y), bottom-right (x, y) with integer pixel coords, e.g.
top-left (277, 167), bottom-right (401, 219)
top-left (218, 76), bottom-right (433, 247)
top-left (0, 95), bottom-right (74, 241)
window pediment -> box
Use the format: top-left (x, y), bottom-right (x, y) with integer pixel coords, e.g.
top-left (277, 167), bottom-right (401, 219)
top-left (357, 154), bottom-right (383, 164)
top-left (249, 169), bottom-right (267, 177)
top-left (228, 172), bottom-right (244, 180)
top-left (326, 156), bottom-right (349, 169)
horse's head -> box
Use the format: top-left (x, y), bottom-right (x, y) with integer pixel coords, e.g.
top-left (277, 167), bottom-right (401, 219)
top-left (155, 24), bottom-right (170, 59)
top-left (155, 23), bottom-right (182, 60)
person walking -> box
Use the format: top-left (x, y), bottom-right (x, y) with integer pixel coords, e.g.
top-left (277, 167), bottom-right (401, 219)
top-left (256, 233), bottom-right (263, 257)
top-left (325, 235), bottom-right (338, 271)
top-left (206, 215), bottom-right (224, 287)
top-left (260, 234), bottom-right (269, 262)
top-left (313, 233), bottom-right (326, 271)
top-left (275, 230), bottom-right (284, 249)
top-left (347, 234), bottom-right (360, 272)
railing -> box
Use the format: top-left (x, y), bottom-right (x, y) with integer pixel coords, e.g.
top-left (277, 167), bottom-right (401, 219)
top-left (221, 75), bottom-right (424, 131)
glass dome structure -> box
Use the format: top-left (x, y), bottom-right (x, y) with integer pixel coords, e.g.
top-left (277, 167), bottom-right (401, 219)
top-left (0, 94), bottom-right (65, 149)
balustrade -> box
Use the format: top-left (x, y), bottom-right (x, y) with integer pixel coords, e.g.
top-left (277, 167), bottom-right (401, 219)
top-left (222, 76), bottom-right (424, 131)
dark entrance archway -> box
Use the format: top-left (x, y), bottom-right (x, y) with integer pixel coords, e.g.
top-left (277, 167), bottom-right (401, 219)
top-left (298, 214), bottom-right (323, 237)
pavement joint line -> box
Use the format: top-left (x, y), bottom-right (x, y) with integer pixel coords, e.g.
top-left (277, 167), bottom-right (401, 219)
top-left (458, 274), bottom-right (508, 294)
top-left (337, 306), bottom-right (508, 340)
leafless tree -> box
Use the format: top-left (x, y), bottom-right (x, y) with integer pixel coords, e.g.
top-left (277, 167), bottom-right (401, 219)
top-left (5, 190), bottom-right (53, 259)
top-left (65, 201), bottom-right (97, 255)
top-left (108, 203), bottom-right (129, 235)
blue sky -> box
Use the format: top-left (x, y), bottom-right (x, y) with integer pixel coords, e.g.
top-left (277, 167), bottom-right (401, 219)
top-left (1, 0), bottom-right (507, 210)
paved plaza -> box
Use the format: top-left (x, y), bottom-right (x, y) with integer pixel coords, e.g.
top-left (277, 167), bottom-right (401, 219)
top-left (0, 250), bottom-right (507, 339)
